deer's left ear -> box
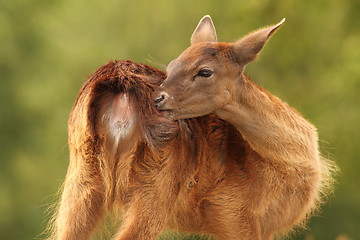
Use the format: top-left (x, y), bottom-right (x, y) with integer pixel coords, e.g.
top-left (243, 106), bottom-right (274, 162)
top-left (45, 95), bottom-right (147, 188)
top-left (191, 15), bottom-right (217, 45)
top-left (234, 18), bottom-right (285, 65)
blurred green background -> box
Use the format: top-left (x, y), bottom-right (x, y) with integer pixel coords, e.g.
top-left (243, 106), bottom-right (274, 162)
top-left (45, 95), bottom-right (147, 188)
top-left (1, 0), bottom-right (359, 239)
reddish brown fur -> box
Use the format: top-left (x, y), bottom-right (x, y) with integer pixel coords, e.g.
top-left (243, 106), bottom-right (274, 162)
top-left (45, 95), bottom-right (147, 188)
top-left (151, 16), bottom-right (336, 239)
top-left (48, 59), bottom-right (334, 240)
top-left (48, 16), bottom-right (337, 240)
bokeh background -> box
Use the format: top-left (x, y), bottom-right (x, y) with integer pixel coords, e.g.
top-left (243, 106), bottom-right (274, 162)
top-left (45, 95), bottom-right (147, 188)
top-left (1, 0), bottom-right (359, 239)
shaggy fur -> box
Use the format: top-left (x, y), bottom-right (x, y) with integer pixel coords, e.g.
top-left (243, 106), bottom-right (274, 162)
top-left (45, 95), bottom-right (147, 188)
top-left (48, 59), bottom-right (335, 240)
top-left (152, 16), bottom-right (337, 239)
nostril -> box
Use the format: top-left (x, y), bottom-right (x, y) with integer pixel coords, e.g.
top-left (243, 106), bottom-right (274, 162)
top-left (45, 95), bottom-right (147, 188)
top-left (154, 94), bottom-right (165, 104)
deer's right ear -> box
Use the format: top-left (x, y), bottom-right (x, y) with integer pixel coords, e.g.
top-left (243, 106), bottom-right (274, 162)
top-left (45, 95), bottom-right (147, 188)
top-left (234, 18), bottom-right (285, 65)
top-left (191, 15), bottom-right (217, 45)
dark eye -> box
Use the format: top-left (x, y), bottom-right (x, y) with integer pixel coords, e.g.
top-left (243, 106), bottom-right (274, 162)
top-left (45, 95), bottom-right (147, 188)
top-left (196, 69), bottom-right (213, 78)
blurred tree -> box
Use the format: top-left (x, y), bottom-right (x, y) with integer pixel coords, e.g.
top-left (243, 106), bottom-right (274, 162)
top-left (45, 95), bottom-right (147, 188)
top-left (0, 0), bottom-right (358, 239)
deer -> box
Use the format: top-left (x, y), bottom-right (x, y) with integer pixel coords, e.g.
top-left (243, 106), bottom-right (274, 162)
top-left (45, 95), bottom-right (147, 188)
top-left (48, 16), bottom-right (335, 240)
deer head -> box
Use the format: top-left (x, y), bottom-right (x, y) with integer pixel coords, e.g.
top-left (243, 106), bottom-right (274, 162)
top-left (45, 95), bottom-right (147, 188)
top-left (155, 15), bottom-right (285, 120)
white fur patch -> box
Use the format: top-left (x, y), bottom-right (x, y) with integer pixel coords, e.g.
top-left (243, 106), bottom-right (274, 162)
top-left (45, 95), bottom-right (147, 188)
top-left (108, 94), bottom-right (135, 143)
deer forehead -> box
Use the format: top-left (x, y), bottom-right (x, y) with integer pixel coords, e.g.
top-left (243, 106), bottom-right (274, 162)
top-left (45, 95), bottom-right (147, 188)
top-left (168, 42), bottom-right (235, 74)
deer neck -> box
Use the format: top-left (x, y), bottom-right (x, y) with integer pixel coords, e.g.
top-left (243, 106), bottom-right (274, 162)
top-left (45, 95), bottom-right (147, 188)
top-left (215, 73), bottom-right (270, 129)
top-left (215, 72), bottom-right (289, 131)
top-left (215, 73), bottom-right (319, 163)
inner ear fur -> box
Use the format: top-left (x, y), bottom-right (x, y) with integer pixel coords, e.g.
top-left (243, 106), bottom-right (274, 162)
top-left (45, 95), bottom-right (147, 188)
top-left (234, 18), bottom-right (285, 65)
top-left (191, 15), bottom-right (217, 45)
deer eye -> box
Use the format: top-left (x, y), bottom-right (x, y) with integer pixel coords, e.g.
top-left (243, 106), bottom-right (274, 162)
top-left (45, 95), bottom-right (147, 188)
top-left (196, 69), bottom-right (213, 78)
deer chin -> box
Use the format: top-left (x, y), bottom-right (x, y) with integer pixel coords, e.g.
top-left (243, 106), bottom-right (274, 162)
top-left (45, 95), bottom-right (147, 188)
top-left (157, 108), bottom-right (186, 121)
top-left (159, 110), bottom-right (195, 121)
top-left (163, 107), bottom-right (212, 121)
top-left (158, 109), bottom-right (176, 119)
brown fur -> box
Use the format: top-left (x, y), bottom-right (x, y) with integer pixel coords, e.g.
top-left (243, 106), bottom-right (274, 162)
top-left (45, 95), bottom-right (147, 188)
top-left (48, 59), bottom-right (334, 240)
top-left (152, 16), bottom-right (336, 239)
top-left (49, 17), bottom-right (336, 240)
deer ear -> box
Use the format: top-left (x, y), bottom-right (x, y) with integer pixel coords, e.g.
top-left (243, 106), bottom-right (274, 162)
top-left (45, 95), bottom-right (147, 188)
top-left (234, 18), bottom-right (285, 65)
top-left (191, 15), bottom-right (217, 45)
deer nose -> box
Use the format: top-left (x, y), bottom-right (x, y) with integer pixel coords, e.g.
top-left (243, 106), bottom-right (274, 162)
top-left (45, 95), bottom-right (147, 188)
top-left (154, 94), bottom-right (165, 104)
top-left (154, 92), bottom-right (168, 108)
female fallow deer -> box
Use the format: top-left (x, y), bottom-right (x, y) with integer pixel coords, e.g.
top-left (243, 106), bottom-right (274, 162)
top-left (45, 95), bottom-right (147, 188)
top-left (49, 16), bottom-right (334, 240)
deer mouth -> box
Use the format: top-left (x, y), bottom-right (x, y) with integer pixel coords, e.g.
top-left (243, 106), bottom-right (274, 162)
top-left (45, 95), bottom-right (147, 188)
top-left (158, 108), bottom-right (174, 113)
top-left (154, 99), bottom-right (175, 113)
top-left (156, 103), bottom-right (174, 112)
top-left (154, 92), bottom-right (177, 119)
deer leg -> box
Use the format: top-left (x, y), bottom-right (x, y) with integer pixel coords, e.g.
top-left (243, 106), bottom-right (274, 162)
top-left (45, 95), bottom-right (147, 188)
top-left (209, 210), bottom-right (273, 240)
top-left (201, 188), bottom-right (262, 240)
top-left (53, 166), bottom-right (105, 240)
top-left (209, 213), bottom-right (262, 240)
top-left (113, 194), bottom-right (168, 240)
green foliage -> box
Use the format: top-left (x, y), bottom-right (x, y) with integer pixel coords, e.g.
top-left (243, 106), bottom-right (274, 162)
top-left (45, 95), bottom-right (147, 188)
top-left (0, 0), bottom-right (359, 239)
